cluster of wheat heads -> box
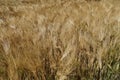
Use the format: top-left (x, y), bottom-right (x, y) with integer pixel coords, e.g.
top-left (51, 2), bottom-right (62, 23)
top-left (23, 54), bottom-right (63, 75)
top-left (0, 0), bottom-right (120, 80)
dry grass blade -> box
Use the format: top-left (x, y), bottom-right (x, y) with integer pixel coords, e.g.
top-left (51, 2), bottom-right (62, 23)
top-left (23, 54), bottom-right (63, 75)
top-left (0, 0), bottom-right (120, 80)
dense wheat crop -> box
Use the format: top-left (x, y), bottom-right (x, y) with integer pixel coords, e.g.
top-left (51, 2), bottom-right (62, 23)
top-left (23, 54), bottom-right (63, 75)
top-left (0, 0), bottom-right (120, 80)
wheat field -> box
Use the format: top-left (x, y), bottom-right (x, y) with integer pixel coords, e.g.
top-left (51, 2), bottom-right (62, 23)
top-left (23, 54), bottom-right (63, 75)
top-left (0, 0), bottom-right (120, 80)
